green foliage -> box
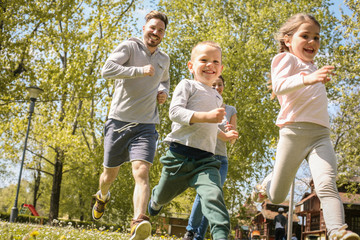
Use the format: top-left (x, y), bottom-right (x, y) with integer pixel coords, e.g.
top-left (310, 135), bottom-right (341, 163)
top-left (330, 0), bottom-right (360, 191)
top-left (0, 0), bottom-right (139, 223)
top-left (333, 0), bottom-right (360, 192)
top-left (0, 181), bottom-right (34, 214)
top-left (1, 0), bottom-right (359, 228)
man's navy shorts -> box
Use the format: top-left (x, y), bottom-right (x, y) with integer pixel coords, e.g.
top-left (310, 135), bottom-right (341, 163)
top-left (103, 119), bottom-right (158, 168)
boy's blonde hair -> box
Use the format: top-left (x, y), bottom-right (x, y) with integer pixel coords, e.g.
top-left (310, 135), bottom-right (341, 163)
top-left (191, 41), bottom-right (222, 61)
top-left (275, 13), bottom-right (320, 53)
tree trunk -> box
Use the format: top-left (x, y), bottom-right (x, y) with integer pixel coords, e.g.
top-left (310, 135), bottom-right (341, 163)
top-left (48, 147), bottom-right (64, 222)
top-left (33, 161), bottom-right (41, 208)
top-left (79, 193), bottom-right (84, 221)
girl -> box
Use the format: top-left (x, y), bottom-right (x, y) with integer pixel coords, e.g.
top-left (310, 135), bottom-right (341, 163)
top-left (253, 14), bottom-right (359, 240)
top-left (184, 75), bottom-right (238, 240)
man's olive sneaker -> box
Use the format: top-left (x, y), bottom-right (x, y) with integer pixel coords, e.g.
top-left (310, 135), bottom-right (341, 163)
top-left (130, 214), bottom-right (151, 240)
top-left (92, 191), bottom-right (110, 221)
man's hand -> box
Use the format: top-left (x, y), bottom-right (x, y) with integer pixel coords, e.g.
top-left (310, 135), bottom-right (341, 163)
top-left (143, 64), bottom-right (155, 76)
top-left (157, 91), bottom-right (167, 104)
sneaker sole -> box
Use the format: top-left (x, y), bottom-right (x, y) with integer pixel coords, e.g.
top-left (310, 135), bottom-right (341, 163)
top-left (342, 232), bottom-right (360, 240)
top-left (130, 221), bottom-right (151, 240)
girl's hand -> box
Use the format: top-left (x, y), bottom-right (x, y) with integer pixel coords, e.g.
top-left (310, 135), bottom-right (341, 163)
top-left (225, 130), bottom-right (238, 139)
top-left (225, 130), bottom-right (239, 143)
top-left (303, 66), bottom-right (335, 85)
top-left (225, 121), bottom-right (236, 131)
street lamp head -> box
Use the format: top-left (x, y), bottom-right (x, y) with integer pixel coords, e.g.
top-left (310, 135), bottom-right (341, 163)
top-left (26, 86), bottom-right (44, 100)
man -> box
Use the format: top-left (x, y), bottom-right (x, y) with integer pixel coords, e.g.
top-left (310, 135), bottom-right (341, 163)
top-left (274, 207), bottom-right (287, 240)
top-left (92, 10), bottom-right (169, 240)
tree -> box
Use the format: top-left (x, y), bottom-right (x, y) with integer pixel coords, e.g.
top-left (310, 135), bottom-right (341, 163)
top-left (331, 0), bottom-right (360, 191)
top-left (0, 181), bottom-right (34, 213)
top-left (0, 0), bottom-right (139, 223)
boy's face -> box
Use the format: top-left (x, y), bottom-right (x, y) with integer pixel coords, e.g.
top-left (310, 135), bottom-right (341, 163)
top-left (188, 45), bottom-right (223, 86)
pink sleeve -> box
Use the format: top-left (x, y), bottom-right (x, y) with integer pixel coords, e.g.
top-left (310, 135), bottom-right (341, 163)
top-left (271, 53), bottom-right (305, 95)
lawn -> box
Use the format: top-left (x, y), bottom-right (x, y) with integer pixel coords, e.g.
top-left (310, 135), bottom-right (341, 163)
top-left (0, 220), bottom-right (181, 240)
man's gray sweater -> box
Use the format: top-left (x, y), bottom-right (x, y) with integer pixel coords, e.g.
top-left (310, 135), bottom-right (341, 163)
top-left (101, 38), bottom-right (170, 124)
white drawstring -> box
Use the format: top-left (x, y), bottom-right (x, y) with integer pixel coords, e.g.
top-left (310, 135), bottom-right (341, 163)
top-left (114, 122), bottom-right (139, 133)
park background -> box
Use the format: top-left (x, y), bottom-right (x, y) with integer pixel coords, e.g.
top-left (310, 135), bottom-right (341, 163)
top-left (0, 0), bottom-right (359, 233)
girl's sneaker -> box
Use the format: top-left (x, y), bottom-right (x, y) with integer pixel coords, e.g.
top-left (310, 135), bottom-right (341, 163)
top-left (330, 225), bottom-right (360, 240)
top-left (251, 184), bottom-right (268, 202)
top-left (251, 172), bottom-right (273, 203)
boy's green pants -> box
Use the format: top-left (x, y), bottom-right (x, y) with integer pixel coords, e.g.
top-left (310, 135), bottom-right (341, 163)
top-left (151, 150), bottom-right (230, 240)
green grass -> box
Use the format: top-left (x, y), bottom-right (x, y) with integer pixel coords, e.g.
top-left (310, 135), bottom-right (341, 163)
top-left (0, 221), bottom-right (181, 240)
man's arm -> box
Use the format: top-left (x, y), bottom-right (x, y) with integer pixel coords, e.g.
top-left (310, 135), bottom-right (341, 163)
top-left (157, 56), bottom-right (170, 96)
top-left (101, 42), bottom-right (144, 79)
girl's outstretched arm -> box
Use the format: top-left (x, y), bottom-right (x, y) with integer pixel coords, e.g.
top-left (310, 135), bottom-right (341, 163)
top-left (303, 65), bottom-right (335, 85)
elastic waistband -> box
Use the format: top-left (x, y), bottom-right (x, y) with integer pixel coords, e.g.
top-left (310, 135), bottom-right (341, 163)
top-left (281, 122), bottom-right (328, 130)
top-left (169, 142), bottom-right (213, 160)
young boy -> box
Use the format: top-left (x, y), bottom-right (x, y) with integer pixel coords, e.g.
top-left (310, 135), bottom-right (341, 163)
top-left (148, 41), bottom-right (237, 240)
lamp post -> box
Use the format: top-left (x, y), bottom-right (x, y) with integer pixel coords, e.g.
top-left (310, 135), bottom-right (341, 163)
top-left (10, 86), bottom-right (44, 223)
top-left (287, 180), bottom-right (295, 240)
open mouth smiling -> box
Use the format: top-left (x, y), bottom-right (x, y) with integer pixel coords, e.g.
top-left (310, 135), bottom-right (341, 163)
top-left (304, 47), bottom-right (315, 53)
top-left (203, 70), bottom-right (215, 74)
top-left (150, 35), bottom-right (159, 41)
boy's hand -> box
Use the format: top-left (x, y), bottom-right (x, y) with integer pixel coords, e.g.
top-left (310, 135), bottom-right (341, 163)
top-left (303, 66), bottom-right (335, 85)
top-left (157, 91), bottom-right (167, 104)
top-left (190, 108), bottom-right (226, 123)
top-left (143, 64), bottom-right (155, 76)
top-left (206, 108), bottom-right (226, 123)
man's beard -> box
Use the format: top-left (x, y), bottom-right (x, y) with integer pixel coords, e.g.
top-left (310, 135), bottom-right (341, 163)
top-left (146, 35), bottom-right (161, 48)
top-left (147, 42), bottom-right (160, 47)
